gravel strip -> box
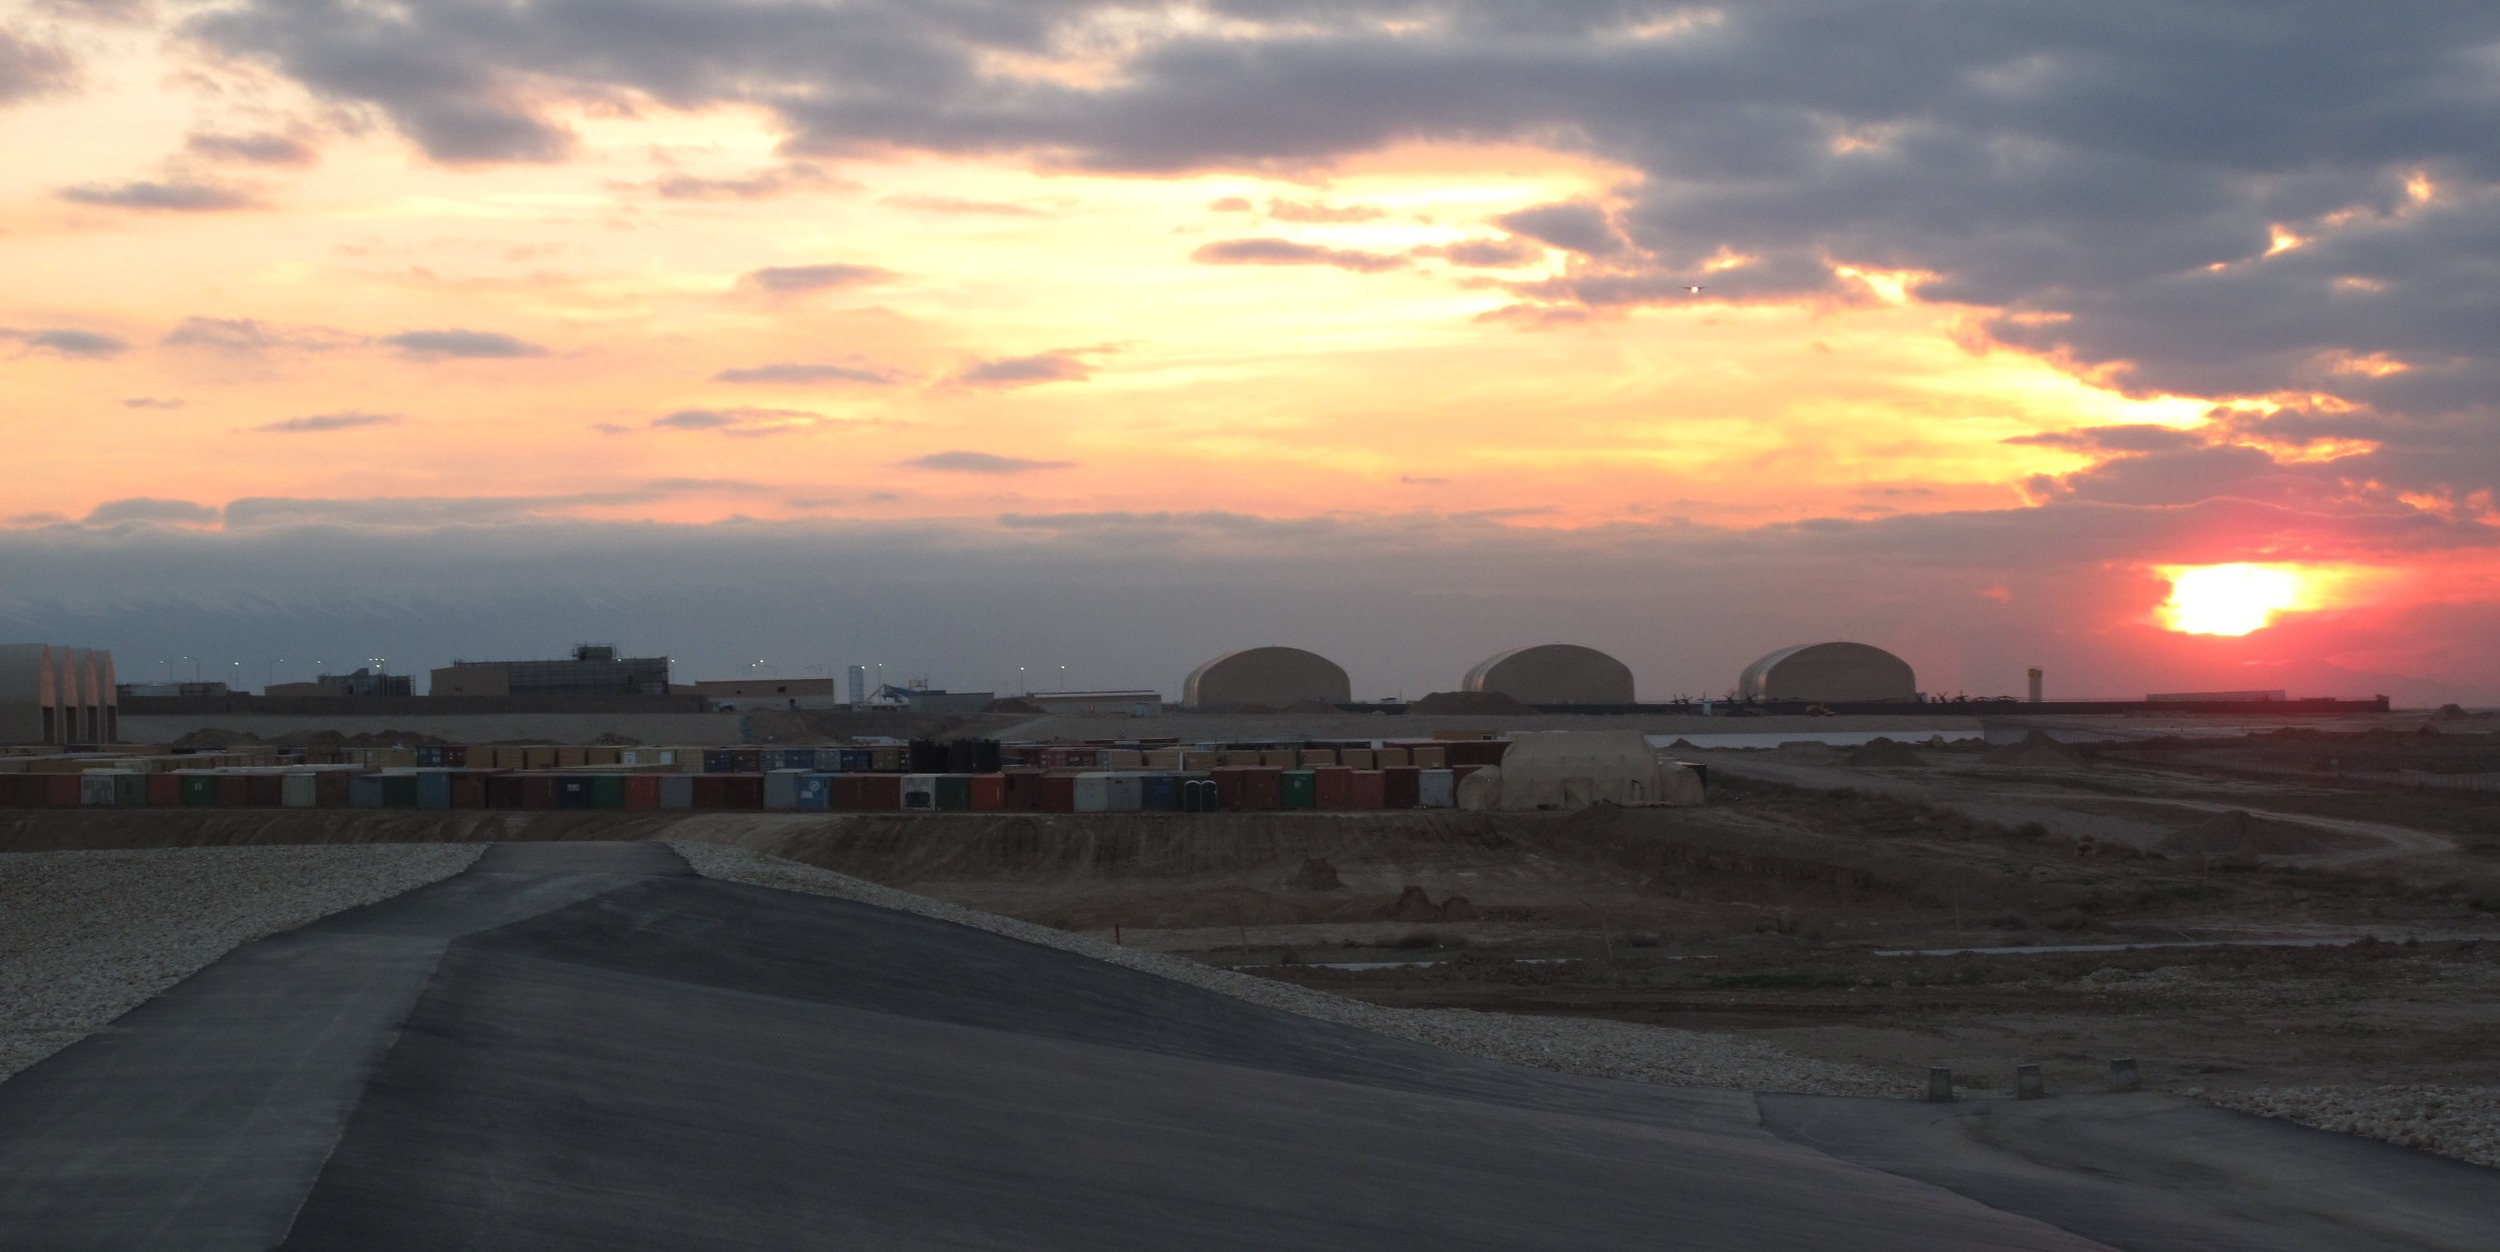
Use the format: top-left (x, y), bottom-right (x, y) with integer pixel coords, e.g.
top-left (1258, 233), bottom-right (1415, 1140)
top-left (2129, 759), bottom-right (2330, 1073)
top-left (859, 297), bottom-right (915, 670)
top-left (669, 840), bottom-right (1907, 1097)
top-left (0, 844), bottom-right (485, 1082)
top-left (2188, 1084), bottom-right (2500, 1170)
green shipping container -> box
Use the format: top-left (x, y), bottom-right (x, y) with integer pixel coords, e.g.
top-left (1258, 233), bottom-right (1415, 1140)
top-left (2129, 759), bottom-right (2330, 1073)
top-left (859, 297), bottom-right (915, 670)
top-left (590, 775), bottom-right (627, 810)
top-left (115, 773), bottom-right (149, 806)
top-left (1280, 769), bottom-right (1318, 810)
top-left (180, 774), bottom-right (220, 807)
top-left (380, 775), bottom-right (419, 808)
top-left (934, 775), bottom-right (972, 811)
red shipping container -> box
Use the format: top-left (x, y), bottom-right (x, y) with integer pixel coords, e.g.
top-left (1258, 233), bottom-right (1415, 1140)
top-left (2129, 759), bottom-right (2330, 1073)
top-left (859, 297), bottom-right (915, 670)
top-left (1216, 767), bottom-right (1281, 811)
top-left (1035, 773), bottom-right (1076, 813)
top-left (1444, 740), bottom-right (1510, 767)
top-left (1382, 766), bottom-right (1420, 809)
top-left (0, 776), bottom-right (19, 807)
top-left (1349, 770), bottom-right (1386, 809)
top-left (624, 775), bottom-right (661, 811)
top-left (315, 772), bottom-right (352, 808)
top-left (143, 773), bottom-right (177, 807)
top-left (247, 775), bottom-right (284, 807)
top-left (1313, 766), bottom-right (1354, 810)
top-left (1000, 770), bottom-right (1047, 811)
top-left (45, 773), bottom-right (81, 808)
top-left (855, 774), bottom-right (901, 811)
top-left (213, 775), bottom-right (248, 807)
top-left (829, 774), bottom-right (862, 811)
top-left (691, 775), bottom-right (729, 809)
top-left (452, 774), bottom-right (491, 809)
top-left (969, 773), bottom-right (1005, 811)
top-left (486, 775), bottom-right (526, 810)
top-left (721, 774), bottom-right (764, 810)
top-left (521, 775), bottom-right (560, 810)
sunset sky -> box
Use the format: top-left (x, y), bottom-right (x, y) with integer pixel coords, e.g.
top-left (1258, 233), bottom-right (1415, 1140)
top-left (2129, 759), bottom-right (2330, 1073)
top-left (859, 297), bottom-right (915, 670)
top-left (3, 1), bottom-right (2496, 702)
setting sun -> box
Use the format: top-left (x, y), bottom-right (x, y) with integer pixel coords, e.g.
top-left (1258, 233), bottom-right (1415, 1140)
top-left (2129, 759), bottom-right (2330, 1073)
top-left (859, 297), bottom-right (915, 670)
top-left (2157, 564), bottom-right (2309, 635)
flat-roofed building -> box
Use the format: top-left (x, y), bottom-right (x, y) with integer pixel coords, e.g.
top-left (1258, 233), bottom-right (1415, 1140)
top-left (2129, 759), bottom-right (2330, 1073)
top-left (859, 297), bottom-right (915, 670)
top-left (0, 643), bottom-right (116, 744)
top-left (431, 644), bottom-right (670, 698)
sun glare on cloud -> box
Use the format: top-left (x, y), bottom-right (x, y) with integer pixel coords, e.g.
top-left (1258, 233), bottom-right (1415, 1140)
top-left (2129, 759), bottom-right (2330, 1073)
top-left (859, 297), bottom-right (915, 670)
top-left (2154, 563), bottom-right (2317, 635)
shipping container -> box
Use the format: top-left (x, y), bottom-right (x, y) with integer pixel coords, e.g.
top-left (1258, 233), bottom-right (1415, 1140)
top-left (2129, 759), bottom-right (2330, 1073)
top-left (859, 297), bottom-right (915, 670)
top-left (1418, 768), bottom-right (1456, 808)
top-left (178, 773), bottom-right (219, 807)
top-left (968, 773), bottom-right (1005, 812)
top-left (837, 748), bottom-right (875, 772)
top-left (1313, 766), bottom-right (1353, 809)
top-left (658, 775), bottom-right (694, 811)
top-left (556, 775), bottom-right (593, 809)
top-left (722, 774), bottom-right (765, 809)
top-left (524, 747), bottom-right (557, 771)
top-left (485, 774), bottom-right (525, 810)
top-left (1376, 747), bottom-right (1411, 768)
top-left (900, 773), bottom-right (939, 810)
top-left (625, 775), bottom-right (662, 811)
top-left (1073, 772), bottom-right (1144, 812)
top-left (590, 775), bottom-right (626, 810)
top-left (147, 773), bottom-right (180, 807)
top-left (764, 768), bottom-right (807, 812)
top-left (349, 774), bottom-right (385, 809)
top-left (945, 739), bottom-right (1001, 773)
top-left (1035, 773), bottom-right (1077, 813)
top-left (1383, 766), bottom-right (1421, 810)
top-left (1144, 750), bottom-right (1182, 770)
top-left (1259, 750), bottom-right (1298, 768)
top-left (1409, 745), bottom-right (1448, 769)
top-left (908, 740), bottom-right (949, 773)
top-left (587, 746), bottom-right (621, 767)
top-left (247, 774), bottom-right (284, 808)
top-left (871, 746), bottom-right (905, 772)
top-left (1340, 749), bottom-right (1375, 770)
top-left (215, 775), bottom-right (250, 807)
top-left (78, 772), bottom-right (117, 807)
top-left (1350, 770), bottom-right (1386, 809)
top-left (1280, 769), bottom-right (1318, 810)
top-left (1300, 749), bottom-right (1337, 768)
top-left (1104, 749), bottom-right (1146, 770)
top-left (1214, 766), bottom-right (1282, 811)
top-left (794, 772), bottom-right (833, 812)
top-left (690, 774), bottom-right (729, 810)
top-left (451, 772), bottom-right (491, 809)
top-left (556, 747), bottom-right (588, 769)
top-left (382, 774), bottom-right (418, 808)
top-left (854, 773), bottom-right (901, 811)
top-left (282, 772), bottom-right (317, 808)
top-left (115, 771), bottom-right (148, 807)
top-left (520, 774), bottom-right (559, 810)
top-left (934, 774), bottom-right (972, 811)
top-left (416, 770), bottom-right (454, 811)
top-left (1140, 773), bottom-right (1181, 811)
top-left (1445, 740), bottom-right (1510, 768)
top-left (1000, 770), bottom-right (1047, 811)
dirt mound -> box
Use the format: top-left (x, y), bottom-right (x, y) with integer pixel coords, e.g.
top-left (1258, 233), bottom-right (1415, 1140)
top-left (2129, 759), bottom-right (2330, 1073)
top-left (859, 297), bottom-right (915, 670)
top-left (1290, 858), bottom-right (1344, 890)
top-left (985, 698), bottom-right (1047, 715)
top-left (1388, 885), bottom-right (1441, 921)
top-left (1983, 730), bottom-right (2082, 767)
top-left (2155, 810), bottom-right (2371, 857)
top-left (168, 728), bottom-right (264, 749)
top-left (1845, 737), bottom-right (1928, 767)
top-left (1406, 690), bottom-right (1536, 715)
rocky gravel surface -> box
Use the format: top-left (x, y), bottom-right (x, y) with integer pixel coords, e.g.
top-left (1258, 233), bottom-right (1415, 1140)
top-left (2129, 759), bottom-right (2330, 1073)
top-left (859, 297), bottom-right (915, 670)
top-left (0, 844), bottom-right (483, 1081)
top-left (2191, 1084), bottom-right (2500, 1170)
top-left (670, 840), bottom-right (1908, 1097)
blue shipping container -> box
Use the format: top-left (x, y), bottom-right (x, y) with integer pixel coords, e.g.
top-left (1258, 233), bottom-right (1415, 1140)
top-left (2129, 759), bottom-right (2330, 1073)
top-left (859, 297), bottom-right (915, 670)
top-left (1141, 773), bottom-right (1181, 811)
top-left (416, 770), bottom-right (454, 811)
top-left (796, 772), bottom-right (834, 811)
top-left (556, 775), bottom-right (594, 809)
top-left (838, 748), bottom-right (874, 772)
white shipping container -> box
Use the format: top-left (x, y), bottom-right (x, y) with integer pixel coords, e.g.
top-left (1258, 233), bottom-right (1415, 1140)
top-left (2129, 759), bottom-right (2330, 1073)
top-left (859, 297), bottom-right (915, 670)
top-left (1417, 768), bottom-right (1456, 809)
top-left (900, 773), bottom-right (939, 810)
top-left (1073, 772), bottom-right (1110, 812)
top-left (763, 768), bottom-right (806, 812)
top-left (281, 773), bottom-right (317, 808)
top-left (79, 772), bottom-right (116, 807)
top-left (659, 775), bottom-right (695, 810)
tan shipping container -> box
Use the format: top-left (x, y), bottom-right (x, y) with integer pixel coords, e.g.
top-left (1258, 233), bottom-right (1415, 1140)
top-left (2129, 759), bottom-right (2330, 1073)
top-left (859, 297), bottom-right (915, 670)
top-left (1105, 749), bottom-right (1146, 770)
top-left (1410, 745), bottom-right (1447, 768)
top-left (1375, 747), bottom-right (1411, 768)
top-left (1300, 749), bottom-right (1337, 767)
top-left (1341, 748), bottom-right (1375, 769)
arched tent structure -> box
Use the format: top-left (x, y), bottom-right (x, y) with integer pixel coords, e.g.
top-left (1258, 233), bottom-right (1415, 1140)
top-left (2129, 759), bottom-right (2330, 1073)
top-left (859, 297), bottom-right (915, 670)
top-left (1182, 647), bottom-right (1351, 709)
top-left (1454, 731), bottom-right (1704, 811)
top-left (1737, 642), bottom-right (1916, 703)
top-left (1462, 644), bottom-right (1634, 706)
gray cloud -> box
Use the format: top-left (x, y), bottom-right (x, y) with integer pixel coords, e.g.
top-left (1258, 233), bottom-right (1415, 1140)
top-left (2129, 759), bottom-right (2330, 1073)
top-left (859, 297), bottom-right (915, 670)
top-left (82, 497), bottom-right (218, 527)
top-left (1418, 238), bottom-right (1541, 267)
top-left (652, 161), bottom-right (842, 199)
top-left (901, 450), bottom-right (1074, 474)
top-left (712, 362), bottom-right (900, 385)
top-left (0, 28), bottom-right (74, 104)
top-left (382, 329), bottom-right (547, 359)
top-left (650, 407), bottom-right (818, 436)
top-left (1495, 202), bottom-right (1625, 258)
top-left (1, 327), bottom-right (128, 358)
top-left (1191, 237), bottom-right (1406, 272)
top-left (953, 352), bottom-right (1093, 387)
top-left (162, 316), bottom-right (354, 355)
top-left (2004, 424), bottom-right (2210, 454)
top-left (185, 130), bottom-right (319, 166)
top-left (256, 411), bottom-right (401, 434)
top-left (172, 0), bottom-right (2500, 509)
top-left (741, 263), bottom-right (892, 293)
top-left (58, 178), bottom-right (257, 211)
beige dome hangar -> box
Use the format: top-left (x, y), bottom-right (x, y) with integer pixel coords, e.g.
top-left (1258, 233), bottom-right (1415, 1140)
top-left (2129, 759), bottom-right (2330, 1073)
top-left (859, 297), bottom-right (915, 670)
top-left (1183, 646), bottom-right (1352, 709)
top-left (1738, 642), bottom-right (1916, 702)
top-left (1462, 644), bottom-right (1635, 706)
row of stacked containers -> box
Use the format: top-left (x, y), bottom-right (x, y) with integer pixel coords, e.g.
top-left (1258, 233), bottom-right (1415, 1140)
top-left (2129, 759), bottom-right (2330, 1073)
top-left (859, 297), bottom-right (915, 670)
top-left (0, 737), bottom-right (1513, 813)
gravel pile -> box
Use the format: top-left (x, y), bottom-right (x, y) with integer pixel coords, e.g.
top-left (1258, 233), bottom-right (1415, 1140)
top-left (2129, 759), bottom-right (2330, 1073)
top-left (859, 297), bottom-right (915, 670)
top-left (670, 840), bottom-right (1908, 1097)
top-left (0, 844), bottom-right (483, 1082)
top-left (2190, 1084), bottom-right (2500, 1170)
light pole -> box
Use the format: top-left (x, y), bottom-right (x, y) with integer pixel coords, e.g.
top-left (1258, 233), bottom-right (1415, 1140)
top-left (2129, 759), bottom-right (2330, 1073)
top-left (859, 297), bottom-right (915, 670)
top-left (266, 658), bottom-right (284, 691)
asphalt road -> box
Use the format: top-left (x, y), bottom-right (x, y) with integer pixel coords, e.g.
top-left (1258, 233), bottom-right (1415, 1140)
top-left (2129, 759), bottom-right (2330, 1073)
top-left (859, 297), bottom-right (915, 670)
top-left (1, 841), bottom-right (2492, 1250)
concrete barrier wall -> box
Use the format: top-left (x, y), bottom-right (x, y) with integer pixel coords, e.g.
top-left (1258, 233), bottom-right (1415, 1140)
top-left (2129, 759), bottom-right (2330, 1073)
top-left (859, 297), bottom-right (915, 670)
top-left (121, 713), bottom-right (748, 746)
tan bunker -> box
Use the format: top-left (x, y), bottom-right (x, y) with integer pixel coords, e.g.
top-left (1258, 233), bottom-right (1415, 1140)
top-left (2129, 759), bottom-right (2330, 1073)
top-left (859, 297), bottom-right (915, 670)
top-left (1455, 731), bottom-right (1704, 811)
top-left (1737, 641), bottom-right (1916, 703)
top-left (1181, 646), bottom-right (1352, 710)
top-left (1461, 644), bottom-right (1635, 706)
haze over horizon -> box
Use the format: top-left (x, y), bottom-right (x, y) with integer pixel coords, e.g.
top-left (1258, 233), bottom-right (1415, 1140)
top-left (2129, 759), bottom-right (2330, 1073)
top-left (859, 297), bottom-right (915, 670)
top-left (4, 1), bottom-right (2496, 702)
